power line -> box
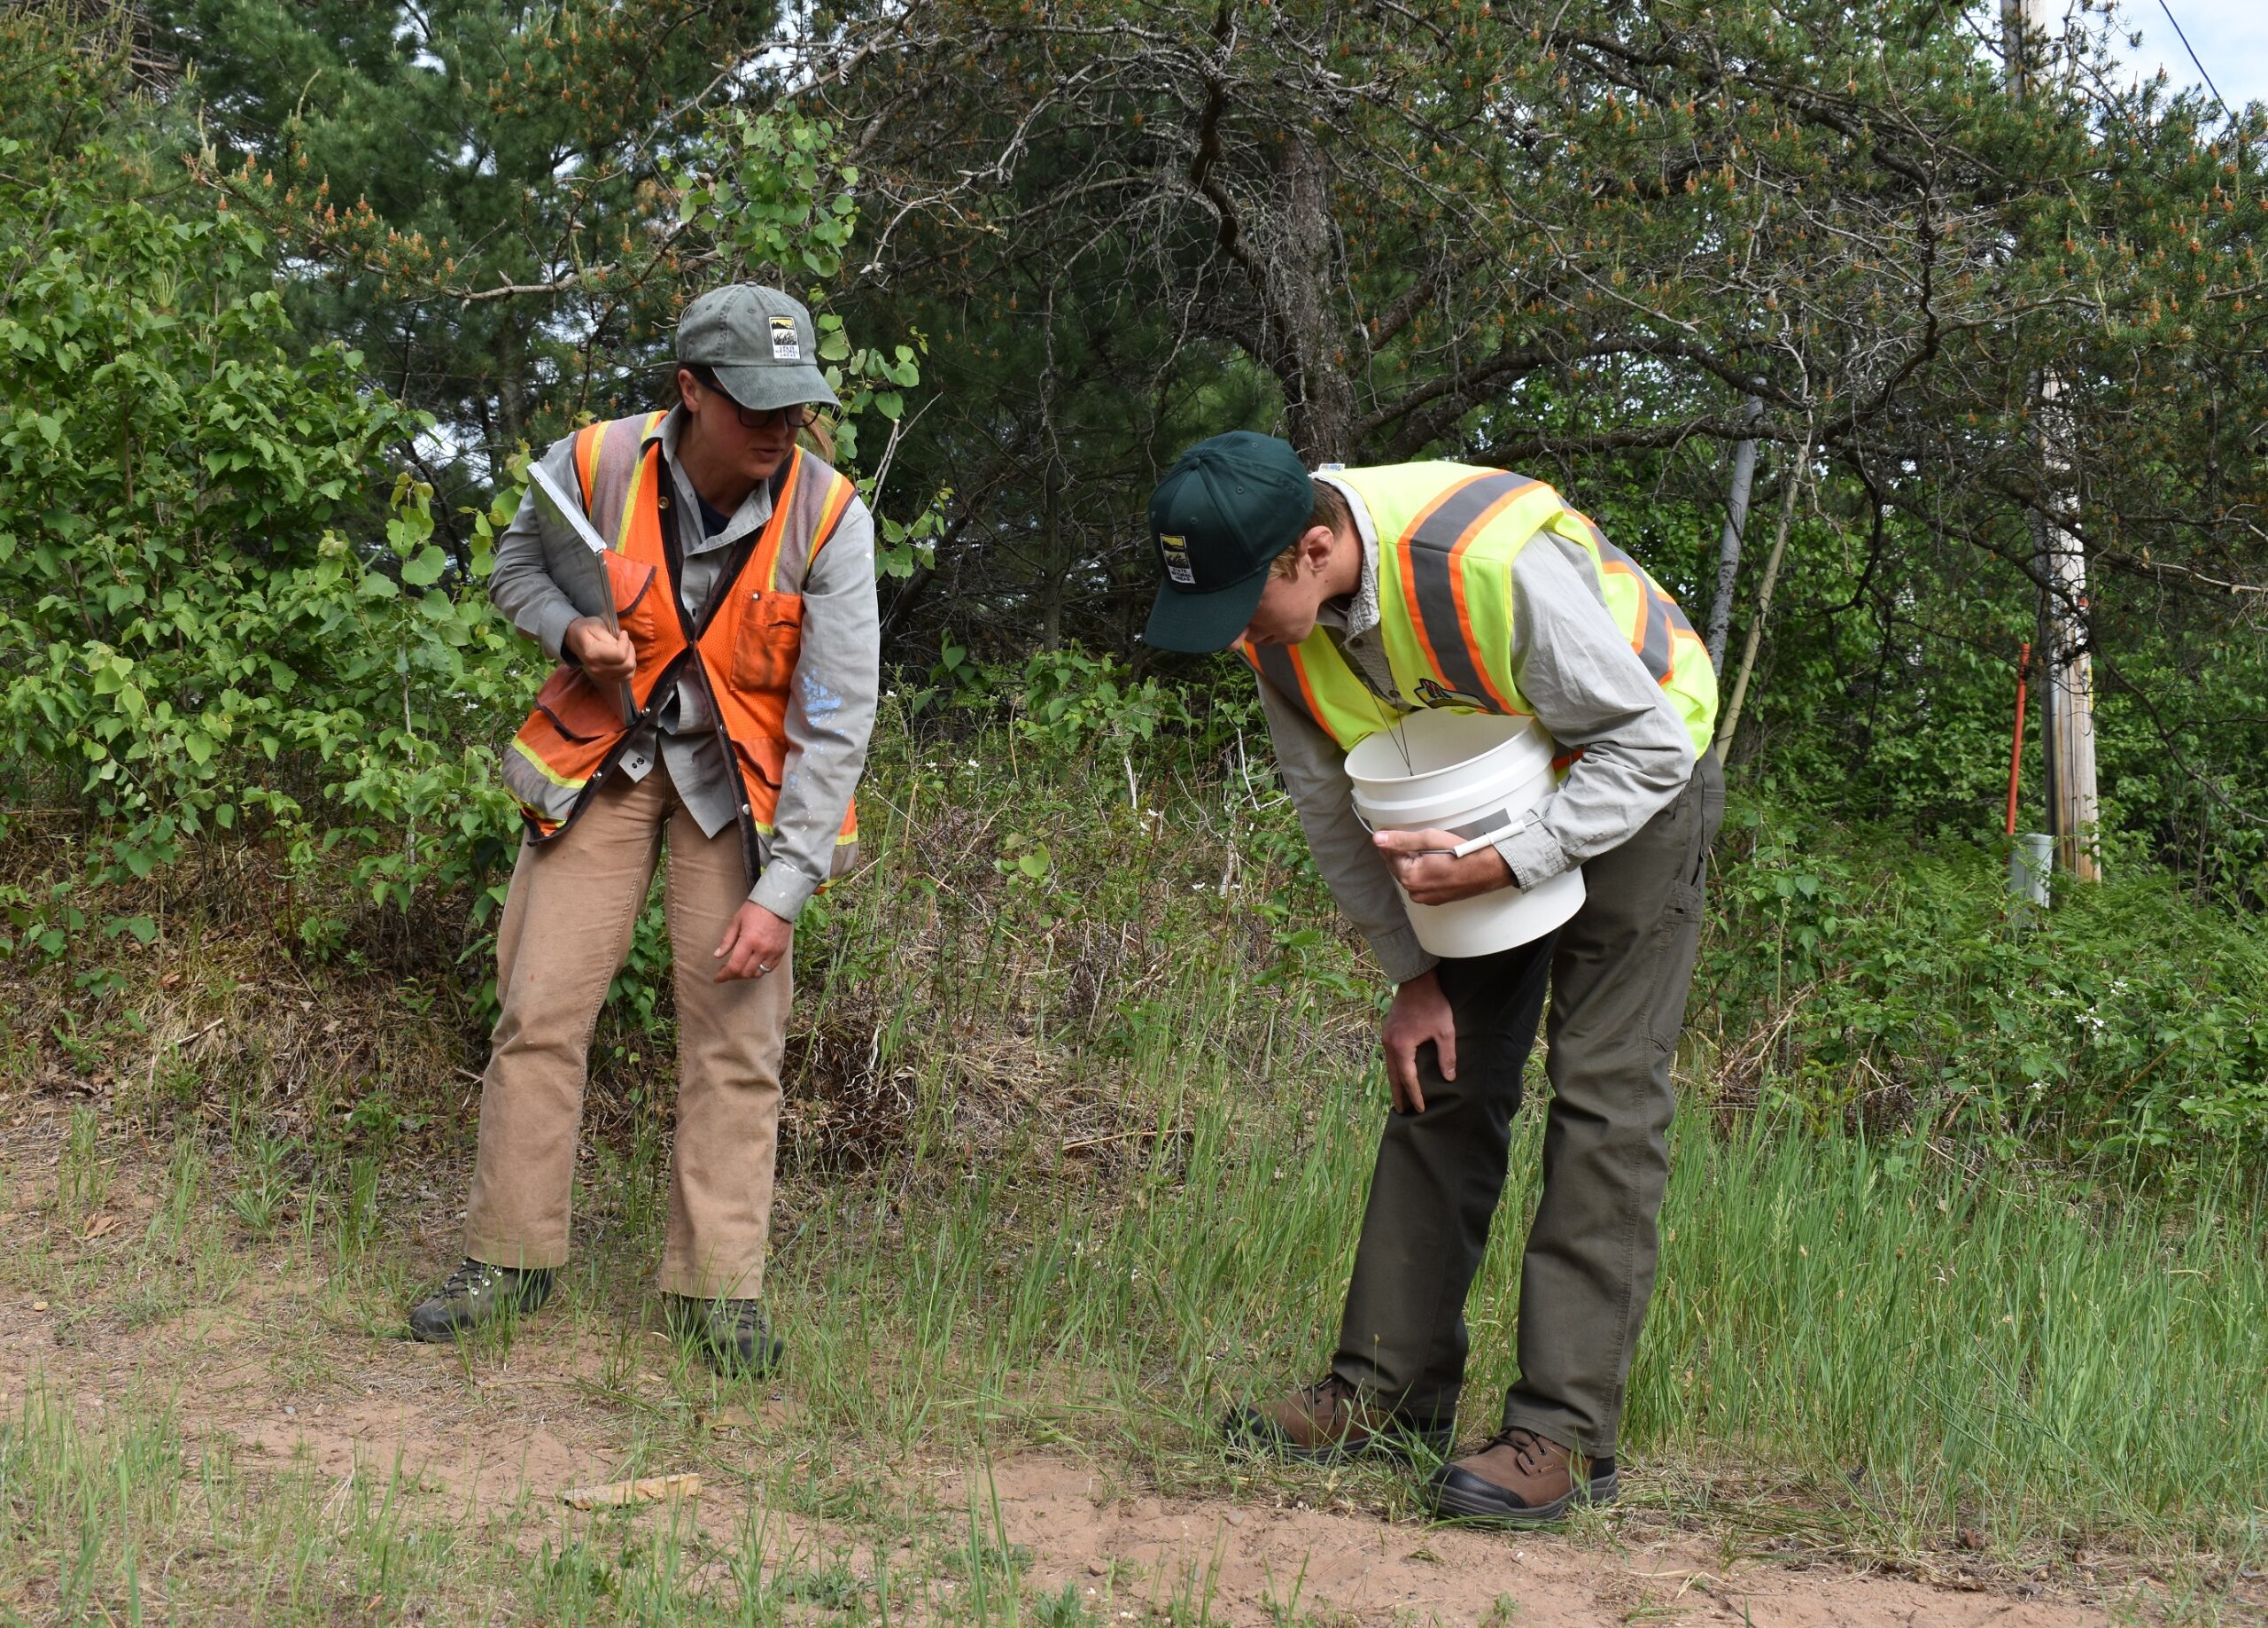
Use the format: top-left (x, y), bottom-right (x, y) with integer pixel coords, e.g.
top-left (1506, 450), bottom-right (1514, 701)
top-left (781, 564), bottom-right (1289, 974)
top-left (2156, 0), bottom-right (2230, 114)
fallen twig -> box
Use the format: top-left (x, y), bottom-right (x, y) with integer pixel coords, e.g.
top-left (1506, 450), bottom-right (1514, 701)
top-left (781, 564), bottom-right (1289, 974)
top-left (558, 1473), bottom-right (701, 1510)
top-left (1061, 1127), bottom-right (1180, 1154)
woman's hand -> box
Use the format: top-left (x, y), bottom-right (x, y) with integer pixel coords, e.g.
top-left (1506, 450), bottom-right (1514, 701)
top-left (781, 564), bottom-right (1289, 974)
top-left (566, 616), bottom-right (637, 686)
top-left (713, 902), bottom-right (792, 982)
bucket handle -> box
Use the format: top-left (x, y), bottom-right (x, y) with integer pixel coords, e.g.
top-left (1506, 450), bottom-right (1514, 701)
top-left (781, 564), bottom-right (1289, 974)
top-left (1348, 802), bottom-right (1537, 858)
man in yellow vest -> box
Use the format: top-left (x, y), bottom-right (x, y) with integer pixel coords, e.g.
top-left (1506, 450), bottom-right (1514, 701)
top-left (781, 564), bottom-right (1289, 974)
top-left (406, 285), bottom-right (878, 1376)
top-left (1145, 432), bottom-right (1722, 1524)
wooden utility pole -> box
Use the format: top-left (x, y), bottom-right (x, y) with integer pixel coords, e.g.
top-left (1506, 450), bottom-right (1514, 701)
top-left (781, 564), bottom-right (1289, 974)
top-left (2004, 0), bottom-right (2102, 882)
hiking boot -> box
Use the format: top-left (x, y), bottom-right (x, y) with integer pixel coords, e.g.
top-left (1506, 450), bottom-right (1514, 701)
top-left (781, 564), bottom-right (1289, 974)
top-left (1223, 1375), bottom-right (1453, 1464)
top-left (1426, 1425), bottom-right (1619, 1525)
top-left (407, 1258), bottom-right (556, 1342)
top-left (664, 1295), bottom-right (785, 1378)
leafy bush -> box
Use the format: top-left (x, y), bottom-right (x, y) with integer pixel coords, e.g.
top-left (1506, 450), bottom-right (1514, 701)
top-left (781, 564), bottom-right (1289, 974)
top-left (0, 58), bottom-right (532, 957)
top-left (1701, 796), bottom-right (2268, 1169)
top-left (1014, 646), bottom-right (1200, 752)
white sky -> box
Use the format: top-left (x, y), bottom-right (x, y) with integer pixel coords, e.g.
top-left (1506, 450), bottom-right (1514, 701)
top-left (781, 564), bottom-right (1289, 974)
top-left (2109, 0), bottom-right (2268, 115)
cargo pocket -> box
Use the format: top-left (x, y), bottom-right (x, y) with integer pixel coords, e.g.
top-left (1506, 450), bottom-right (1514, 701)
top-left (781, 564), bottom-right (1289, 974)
top-left (1645, 878), bottom-right (1707, 1054)
top-left (731, 590), bottom-right (805, 692)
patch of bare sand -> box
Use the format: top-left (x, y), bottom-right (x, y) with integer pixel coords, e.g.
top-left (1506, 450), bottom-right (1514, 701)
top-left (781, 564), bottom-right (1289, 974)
top-left (0, 1273), bottom-right (843, 1566)
top-left (975, 1455), bottom-right (2121, 1628)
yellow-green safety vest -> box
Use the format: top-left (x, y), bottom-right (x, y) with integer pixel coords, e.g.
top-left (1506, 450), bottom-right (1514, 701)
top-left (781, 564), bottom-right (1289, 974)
top-left (1239, 462), bottom-right (1718, 758)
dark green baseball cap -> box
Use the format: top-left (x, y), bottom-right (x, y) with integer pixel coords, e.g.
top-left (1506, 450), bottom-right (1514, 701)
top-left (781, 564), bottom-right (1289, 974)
top-left (1143, 431), bottom-right (1315, 652)
top-left (676, 283), bottom-right (840, 412)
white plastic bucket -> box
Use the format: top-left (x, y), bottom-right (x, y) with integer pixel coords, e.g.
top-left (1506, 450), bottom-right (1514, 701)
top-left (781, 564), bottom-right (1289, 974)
top-left (1345, 711), bottom-right (1585, 957)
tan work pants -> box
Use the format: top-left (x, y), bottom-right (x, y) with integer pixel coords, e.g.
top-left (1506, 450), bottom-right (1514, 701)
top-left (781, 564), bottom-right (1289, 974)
top-left (462, 765), bottom-right (789, 1299)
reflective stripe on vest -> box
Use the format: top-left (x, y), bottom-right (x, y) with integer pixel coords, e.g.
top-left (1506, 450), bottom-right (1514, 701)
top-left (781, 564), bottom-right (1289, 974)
top-left (1239, 462), bottom-right (1717, 758)
top-left (1542, 508), bottom-right (1716, 746)
top-left (500, 415), bottom-right (861, 883)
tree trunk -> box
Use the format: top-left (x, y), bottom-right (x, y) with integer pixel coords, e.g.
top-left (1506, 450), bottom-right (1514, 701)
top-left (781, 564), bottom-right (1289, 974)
top-left (1705, 397), bottom-right (1762, 671)
top-left (1039, 469), bottom-right (1064, 650)
top-left (494, 319), bottom-right (528, 453)
top-left (1714, 440), bottom-right (1809, 764)
top-left (1266, 129), bottom-right (1356, 462)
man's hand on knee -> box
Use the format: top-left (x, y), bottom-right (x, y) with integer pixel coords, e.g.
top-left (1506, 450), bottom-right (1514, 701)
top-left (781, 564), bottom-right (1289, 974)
top-left (1381, 970), bottom-right (1456, 1114)
top-left (713, 902), bottom-right (792, 982)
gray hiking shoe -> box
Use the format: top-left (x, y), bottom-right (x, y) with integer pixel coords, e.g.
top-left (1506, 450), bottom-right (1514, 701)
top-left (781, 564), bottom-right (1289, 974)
top-left (664, 1295), bottom-right (784, 1378)
top-left (408, 1257), bottom-right (556, 1341)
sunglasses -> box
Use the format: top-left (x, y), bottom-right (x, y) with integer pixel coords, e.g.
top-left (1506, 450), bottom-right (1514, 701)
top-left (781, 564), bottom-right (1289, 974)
top-left (689, 368), bottom-right (819, 432)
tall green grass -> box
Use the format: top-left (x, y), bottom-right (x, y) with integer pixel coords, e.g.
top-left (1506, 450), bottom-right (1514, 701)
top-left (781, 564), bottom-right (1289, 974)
top-left (749, 717), bottom-right (2268, 1562)
top-left (760, 1056), bottom-right (2268, 1564)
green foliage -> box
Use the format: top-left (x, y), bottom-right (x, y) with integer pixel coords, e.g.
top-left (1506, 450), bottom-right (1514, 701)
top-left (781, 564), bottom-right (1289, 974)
top-left (0, 130), bottom-right (530, 942)
top-left (0, 35), bottom-right (537, 959)
top-left (1014, 646), bottom-right (1200, 752)
top-left (182, 4), bottom-right (944, 549)
top-left (148, 0), bottom-right (790, 486)
top-left (1702, 796), bottom-right (2268, 1166)
top-left (665, 105), bottom-right (944, 518)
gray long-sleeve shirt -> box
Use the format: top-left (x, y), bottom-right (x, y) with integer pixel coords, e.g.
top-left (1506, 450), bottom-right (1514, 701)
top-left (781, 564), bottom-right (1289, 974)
top-left (488, 409), bottom-right (879, 921)
top-left (1261, 473), bottom-right (1697, 985)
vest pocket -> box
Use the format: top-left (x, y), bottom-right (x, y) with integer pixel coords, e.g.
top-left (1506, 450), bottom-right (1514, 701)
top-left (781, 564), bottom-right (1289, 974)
top-left (604, 553), bottom-right (661, 643)
top-left (730, 590), bottom-right (805, 692)
top-left (530, 663), bottom-right (628, 741)
top-left (734, 733), bottom-right (788, 796)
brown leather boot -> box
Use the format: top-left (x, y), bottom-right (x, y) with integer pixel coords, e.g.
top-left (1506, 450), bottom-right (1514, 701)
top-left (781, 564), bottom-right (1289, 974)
top-left (1223, 1375), bottom-right (1453, 1464)
top-left (1426, 1426), bottom-right (1619, 1524)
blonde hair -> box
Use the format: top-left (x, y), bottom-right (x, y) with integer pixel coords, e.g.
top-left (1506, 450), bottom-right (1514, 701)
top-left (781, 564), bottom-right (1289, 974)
top-left (1270, 478), bottom-right (1351, 577)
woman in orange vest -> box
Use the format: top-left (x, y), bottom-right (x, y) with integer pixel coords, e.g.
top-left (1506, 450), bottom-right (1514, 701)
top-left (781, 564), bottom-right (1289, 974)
top-left (407, 285), bottom-right (878, 1376)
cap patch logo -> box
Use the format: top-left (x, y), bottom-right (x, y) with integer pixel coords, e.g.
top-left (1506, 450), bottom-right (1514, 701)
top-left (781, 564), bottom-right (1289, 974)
top-left (1159, 533), bottom-right (1196, 585)
top-left (769, 314), bottom-right (801, 360)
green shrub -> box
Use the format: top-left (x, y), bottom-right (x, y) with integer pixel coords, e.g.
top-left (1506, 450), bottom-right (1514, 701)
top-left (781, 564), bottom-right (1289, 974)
top-left (1701, 796), bottom-right (2268, 1169)
top-left (0, 61), bottom-right (533, 953)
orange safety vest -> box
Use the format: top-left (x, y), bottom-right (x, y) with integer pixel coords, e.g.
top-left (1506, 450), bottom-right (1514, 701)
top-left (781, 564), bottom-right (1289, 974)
top-left (499, 411), bottom-right (862, 888)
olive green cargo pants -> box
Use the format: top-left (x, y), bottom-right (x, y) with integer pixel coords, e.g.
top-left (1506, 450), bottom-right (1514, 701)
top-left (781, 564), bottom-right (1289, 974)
top-left (1332, 754), bottom-right (1724, 1457)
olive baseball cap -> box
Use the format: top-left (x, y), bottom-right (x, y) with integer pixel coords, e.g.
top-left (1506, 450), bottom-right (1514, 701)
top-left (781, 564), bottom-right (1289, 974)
top-left (676, 284), bottom-right (840, 412)
top-left (1142, 432), bottom-right (1315, 652)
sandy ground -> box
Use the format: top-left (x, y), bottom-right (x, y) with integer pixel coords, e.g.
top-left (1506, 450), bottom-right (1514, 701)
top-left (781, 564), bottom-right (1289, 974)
top-left (0, 1286), bottom-right (2146, 1626)
top-left (978, 1455), bottom-right (2132, 1626)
